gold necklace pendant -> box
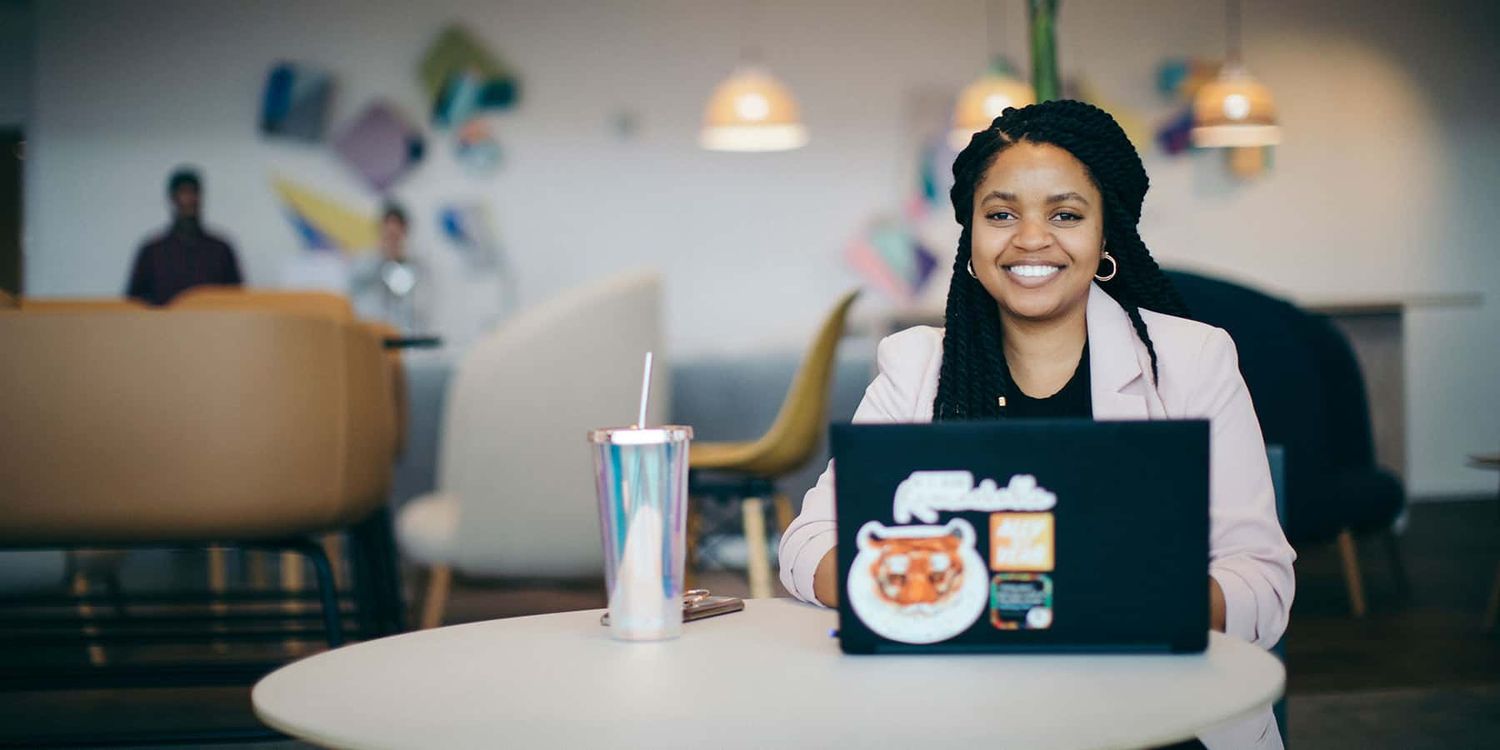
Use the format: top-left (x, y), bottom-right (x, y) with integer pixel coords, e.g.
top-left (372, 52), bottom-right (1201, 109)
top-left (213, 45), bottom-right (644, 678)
top-left (997, 396), bottom-right (1007, 408)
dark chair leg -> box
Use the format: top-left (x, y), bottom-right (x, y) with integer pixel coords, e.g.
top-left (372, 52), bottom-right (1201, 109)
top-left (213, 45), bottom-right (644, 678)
top-left (348, 521), bottom-right (382, 639)
top-left (351, 506), bottom-right (405, 635)
top-left (1382, 528), bottom-right (1412, 603)
top-left (285, 538), bottom-right (344, 648)
top-left (102, 571), bottom-right (127, 618)
top-left (373, 506), bottom-right (406, 633)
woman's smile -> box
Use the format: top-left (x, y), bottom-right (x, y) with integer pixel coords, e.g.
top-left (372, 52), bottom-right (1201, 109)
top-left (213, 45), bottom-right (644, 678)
top-left (1002, 262), bottom-right (1067, 288)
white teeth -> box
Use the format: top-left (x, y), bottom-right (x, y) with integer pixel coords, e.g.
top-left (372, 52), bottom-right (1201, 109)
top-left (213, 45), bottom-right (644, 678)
top-left (1007, 265), bottom-right (1061, 278)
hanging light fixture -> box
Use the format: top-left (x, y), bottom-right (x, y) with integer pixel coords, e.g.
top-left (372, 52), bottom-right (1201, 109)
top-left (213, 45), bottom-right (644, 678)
top-left (1192, 0), bottom-right (1281, 148)
top-left (699, 65), bottom-right (809, 152)
top-left (700, 1), bottom-right (807, 152)
top-left (951, 0), bottom-right (1035, 150)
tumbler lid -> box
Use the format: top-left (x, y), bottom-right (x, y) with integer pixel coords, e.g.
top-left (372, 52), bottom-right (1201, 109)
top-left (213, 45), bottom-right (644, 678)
top-left (587, 425), bottom-right (693, 445)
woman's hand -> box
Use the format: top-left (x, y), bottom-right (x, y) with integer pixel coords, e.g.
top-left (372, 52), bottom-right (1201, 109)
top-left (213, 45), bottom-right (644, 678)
top-left (813, 547), bottom-right (840, 607)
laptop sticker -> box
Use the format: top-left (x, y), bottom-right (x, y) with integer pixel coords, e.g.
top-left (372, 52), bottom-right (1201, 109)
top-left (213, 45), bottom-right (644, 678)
top-left (991, 573), bottom-right (1054, 630)
top-left (847, 519), bottom-right (989, 644)
top-left (989, 513), bottom-right (1055, 572)
top-left (894, 472), bottom-right (1056, 523)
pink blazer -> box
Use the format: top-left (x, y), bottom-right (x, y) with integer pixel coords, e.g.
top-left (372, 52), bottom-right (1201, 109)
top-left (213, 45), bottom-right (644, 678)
top-left (779, 283), bottom-right (1296, 649)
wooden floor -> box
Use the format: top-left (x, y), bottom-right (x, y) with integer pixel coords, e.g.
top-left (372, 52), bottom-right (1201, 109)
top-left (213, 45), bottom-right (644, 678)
top-left (1, 498), bottom-right (1497, 748)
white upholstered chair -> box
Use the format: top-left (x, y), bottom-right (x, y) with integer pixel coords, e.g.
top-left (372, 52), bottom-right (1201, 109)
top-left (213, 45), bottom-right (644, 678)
top-left (396, 271), bottom-right (668, 628)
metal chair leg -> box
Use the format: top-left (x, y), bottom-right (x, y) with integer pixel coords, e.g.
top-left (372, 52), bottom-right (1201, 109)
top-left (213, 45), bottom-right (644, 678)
top-left (371, 506), bottom-right (406, 633)
top-left (348, 519), bottom-right (383, 639)
top-left (1337, 529), bottom-right (1368, 618)
top-left (208, 545), bottom-right (230, 653)
top-left (284, 538), bottom-right (345, 648)
top-left (348, 506), bottom-right (404, 636)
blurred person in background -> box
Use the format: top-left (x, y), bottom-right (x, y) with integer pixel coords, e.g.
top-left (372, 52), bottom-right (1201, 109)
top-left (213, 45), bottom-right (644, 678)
top-left (125, 167), bottom-right (242, 305)
top-left (350, 203), bottom-right (428, 333)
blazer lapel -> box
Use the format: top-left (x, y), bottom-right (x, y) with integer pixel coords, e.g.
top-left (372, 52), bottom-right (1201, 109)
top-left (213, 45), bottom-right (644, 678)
top-left (1087, 284), bottom-right (1155, 420)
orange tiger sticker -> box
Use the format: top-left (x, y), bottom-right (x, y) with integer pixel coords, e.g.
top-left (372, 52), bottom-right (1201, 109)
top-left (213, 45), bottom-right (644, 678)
top-left (989, 512), bottom-right (1054, 572)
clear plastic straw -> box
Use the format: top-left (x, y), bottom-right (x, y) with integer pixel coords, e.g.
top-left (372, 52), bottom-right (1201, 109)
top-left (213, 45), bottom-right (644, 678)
top-left (636, 351), bottom-right (653, 428)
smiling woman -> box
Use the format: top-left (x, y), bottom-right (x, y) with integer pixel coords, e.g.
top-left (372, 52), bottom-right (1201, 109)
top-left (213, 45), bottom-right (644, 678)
top-left (778, 100), bottom-right (1296, 750)
top-left (936, 99), bottom-right (1189, 418)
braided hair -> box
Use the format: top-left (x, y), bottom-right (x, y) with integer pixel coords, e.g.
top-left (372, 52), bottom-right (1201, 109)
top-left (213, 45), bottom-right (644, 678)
top-left (933, 99), bottom-right (1188, 421)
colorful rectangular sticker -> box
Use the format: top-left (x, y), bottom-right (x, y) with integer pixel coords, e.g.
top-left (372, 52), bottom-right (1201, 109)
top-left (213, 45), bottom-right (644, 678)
top-left (990, 512), bottom-right (1054, 572)
top-left (991, 573), bottom-right (1053, 630)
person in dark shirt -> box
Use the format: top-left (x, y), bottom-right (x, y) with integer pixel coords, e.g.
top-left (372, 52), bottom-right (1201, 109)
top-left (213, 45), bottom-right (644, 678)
top-left (125, 167), bottom-right (242, 305)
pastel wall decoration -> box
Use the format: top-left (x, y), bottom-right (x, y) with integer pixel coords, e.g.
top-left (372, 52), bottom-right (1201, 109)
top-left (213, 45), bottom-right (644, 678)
top-left (454, 118), bottom-right (502, 177)
top-left (438, 202), bottom-right (518, 319)
top-left (260, 62), bottom-right (334, 142)
top-left (419, 25), bottom-right (520, 127)
top-left (1153, 59), bottom-right (1223, 156)
top-left (272, 178), bottom-right (378, 253)
top-left (439, 202), bottom-right (502, 271)
top-left (331, 101), bottom-right (426, 192)
top-left (845, 218), bottom-right (937, 303)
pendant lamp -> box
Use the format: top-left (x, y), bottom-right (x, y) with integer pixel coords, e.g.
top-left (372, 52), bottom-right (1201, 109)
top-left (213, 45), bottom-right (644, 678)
top-left (951, 61), bottom-right (1035, 150)
top-left (1191, 0), bottom-right (1281, 148)
top-left (700, 65), bottom-right (809, 152)
top-left (951, 1), bottom-right (1035, 150)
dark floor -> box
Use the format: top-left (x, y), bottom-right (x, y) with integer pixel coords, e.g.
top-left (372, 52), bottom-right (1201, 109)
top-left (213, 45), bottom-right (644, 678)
top-left (1, 499), bottom-right (1497, 749)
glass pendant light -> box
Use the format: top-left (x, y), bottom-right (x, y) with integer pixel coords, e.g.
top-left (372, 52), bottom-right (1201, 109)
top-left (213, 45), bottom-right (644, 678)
top-left (700, 65), bottom-right (809, 152)
top-left (700, 1), bottom-right (808, 153)
top-left (1192, 0), bottom-right (1281, 148)
top-left (951, 1), bottom-right (1035, 150)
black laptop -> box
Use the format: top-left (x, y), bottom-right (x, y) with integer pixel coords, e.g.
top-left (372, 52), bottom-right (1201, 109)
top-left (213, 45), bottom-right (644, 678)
top-left (832, 420), bottom-right (1209, 655)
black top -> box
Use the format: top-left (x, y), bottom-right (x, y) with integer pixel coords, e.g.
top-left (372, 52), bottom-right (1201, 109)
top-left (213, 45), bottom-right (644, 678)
top-left (1002, 340), bottom-right (1093, 419)
top-left (126, 218), bottom-right (243, 306)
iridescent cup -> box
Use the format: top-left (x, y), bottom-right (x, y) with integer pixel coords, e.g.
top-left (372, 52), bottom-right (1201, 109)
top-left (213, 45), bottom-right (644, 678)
top-left (587, 425), bottom-right (692, 641)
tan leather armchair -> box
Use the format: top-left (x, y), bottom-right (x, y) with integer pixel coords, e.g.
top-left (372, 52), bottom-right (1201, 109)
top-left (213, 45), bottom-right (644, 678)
top-left (0, 309), bottom-right (402, 648)
top-left (0, 310), bottom-right (394, 543)
top-left (171, 286), bottom-right (409, 455)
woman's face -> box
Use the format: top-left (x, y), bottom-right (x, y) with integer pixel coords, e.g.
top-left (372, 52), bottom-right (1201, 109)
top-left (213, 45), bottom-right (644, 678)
top-left (969, 141), bottom-right (1104, 326)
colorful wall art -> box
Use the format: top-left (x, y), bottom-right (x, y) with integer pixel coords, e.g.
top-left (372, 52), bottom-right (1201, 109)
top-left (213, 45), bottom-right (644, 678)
top-left (420, 25), bottom-right (520, 128)
top-left (331, 101), bottom-right (426, 192)
top-left (272, 178), bottom-right (378, 253)
top-left (260, 62), bottom-right (334, 142)
top-left (438, 202), bottom-right (502, 271)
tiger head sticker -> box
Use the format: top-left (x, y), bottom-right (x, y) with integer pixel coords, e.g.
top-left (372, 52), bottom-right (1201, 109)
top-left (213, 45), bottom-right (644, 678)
top-left (847, 518), bottom-right (988, 644)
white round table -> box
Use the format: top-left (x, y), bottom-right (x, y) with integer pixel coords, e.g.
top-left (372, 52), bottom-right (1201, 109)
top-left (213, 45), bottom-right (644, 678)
top-left (254, 599), bottom-right (1283, 749)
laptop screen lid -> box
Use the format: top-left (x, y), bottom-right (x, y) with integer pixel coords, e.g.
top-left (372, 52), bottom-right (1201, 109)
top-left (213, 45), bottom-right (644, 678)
top-left (831, 420), bottom-right (1209, 654)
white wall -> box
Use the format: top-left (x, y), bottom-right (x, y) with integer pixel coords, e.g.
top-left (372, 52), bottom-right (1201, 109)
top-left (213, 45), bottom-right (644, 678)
top-left (22, 0), bottom-right (1500, 497)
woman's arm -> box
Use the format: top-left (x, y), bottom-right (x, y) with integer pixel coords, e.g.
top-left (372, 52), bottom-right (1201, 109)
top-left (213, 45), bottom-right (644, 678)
top-left (1191, 328), bottom-right (1297, 648)
top-left (777, 327), bottom-right (939, 605)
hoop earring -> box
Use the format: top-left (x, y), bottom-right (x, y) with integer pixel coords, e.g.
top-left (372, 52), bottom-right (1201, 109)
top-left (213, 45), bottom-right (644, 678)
top-left (966, 259), bottom-right (978, 279)
top-left (1095, 252), bottom-right (1118, 282)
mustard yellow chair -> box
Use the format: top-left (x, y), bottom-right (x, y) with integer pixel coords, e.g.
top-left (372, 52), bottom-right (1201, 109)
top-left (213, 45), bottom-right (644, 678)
top-left (688, 290), bottom-right (859, 599)
top-left (0, 309), bottom-right (399, 663)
